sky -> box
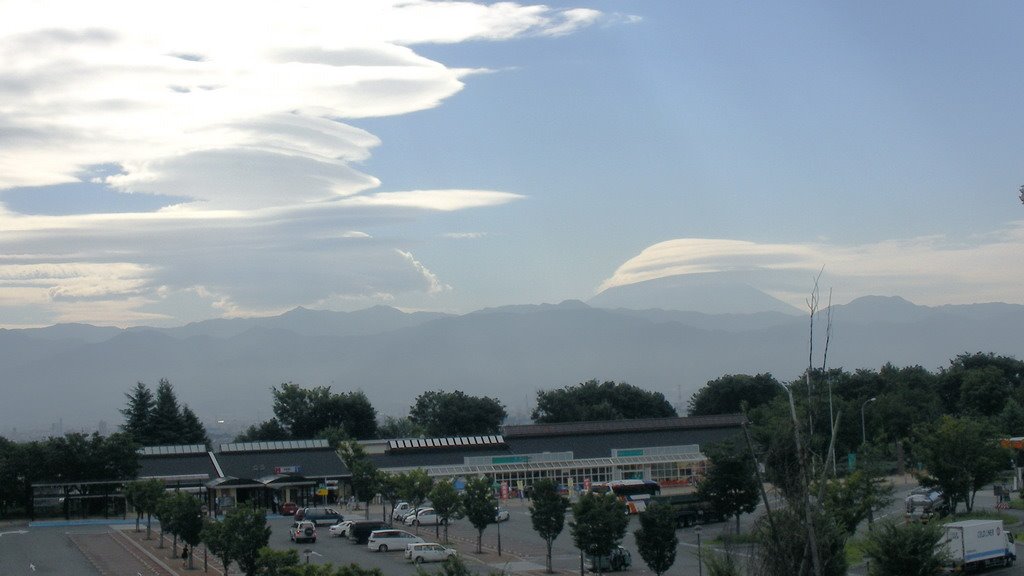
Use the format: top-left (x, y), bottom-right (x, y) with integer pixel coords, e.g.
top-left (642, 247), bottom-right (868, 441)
top-left (1, 0), bottom-right (1023, 328)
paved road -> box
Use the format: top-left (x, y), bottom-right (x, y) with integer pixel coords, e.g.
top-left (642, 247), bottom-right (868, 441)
top-left (6, 480), bottom-right (1024, 576)
top-left (0, 522), bottom-right (102, 575)
top-left (70, 530), bottom-right (177, 576)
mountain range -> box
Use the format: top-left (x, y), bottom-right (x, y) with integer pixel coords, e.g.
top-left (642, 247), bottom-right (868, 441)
top-left (2, 285), bottom-right (1023, 439)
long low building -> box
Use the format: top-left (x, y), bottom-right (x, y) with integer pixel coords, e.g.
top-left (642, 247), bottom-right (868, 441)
top-left (112, 414), bottom-right (744, 514)
top-left (365, 414), bottom-right (744, 493)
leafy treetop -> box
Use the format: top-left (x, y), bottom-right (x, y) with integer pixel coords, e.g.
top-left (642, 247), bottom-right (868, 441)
top-left (532, 380), bottom-right (676, 423)
top-left (409, 390), bottom-right (506, 437)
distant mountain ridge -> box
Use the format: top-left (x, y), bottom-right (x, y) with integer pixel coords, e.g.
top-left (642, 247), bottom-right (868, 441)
top-left (589, 273), bottom-right (803, 315)
top-left (2, 297), bottom-right (1023, 437)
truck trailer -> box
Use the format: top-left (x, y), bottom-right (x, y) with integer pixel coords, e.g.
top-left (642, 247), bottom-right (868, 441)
top-left (942, 519), bottom-right (1016, 571)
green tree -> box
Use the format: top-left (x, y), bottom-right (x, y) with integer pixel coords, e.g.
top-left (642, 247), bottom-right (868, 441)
top-left (688, 373), bottom-right (782, 416)
top-left (180, 405), bottom-right (211, 447)
top-left (698, 439), bottom-right (760, 534)
top-left (339, 441), bottom-right (378, 519)
top-left (528, 478), bottom-right (569, 573)
top-left (532, 380), bottom-right (676, 423)
top-left (272, 383), bottom-right (378, 440)
top-left (150, 379), bottom-right (186, 445)
top-left (398, 469), bottom-right (434, 531)
top-left (409, 390), bottom-right (506, 437)
top-left (235, 419), bottom-right (290, 442)
top-left (821, 468), bottom-right (893, 534)
top-left (226, 505), bottom-right (272, 576)
top-left (461, 475), bottom-right (497, 553)
top-left (912, 415), bottom-right (1012, 513)
top-left (120, 382), bottom-right (155, 445)
top-left (752, 504), bottom-right (848, 576)
top-left (376, 471), bottom-right (402, 525)
top-left (124, 480), bottom-right (145, 532)
top-left (202, 517), bottom-right (235, 575)
top-left (861, 519), bottom-right (948, 576)
top-left (998, 399), bottom-right (1024, 436)
top-left (569, 492), bottom-right (629, 574)
top-left (938, 353), bottom-right (1024, 415)
top-left (431, 555), bottom-right (475, 576)
top-left (255, 547), bottom-right (299, 574)
top-left (154, 493), bottom-right (175, 550)
top-left (428, 479), bottom-right (463, 542)
top-left (634, 502), bottom-right (678, 576)
top-left (167, 491), bottom-right (204, 569)
top-left (125, 478), bottom-right (165, 538)
top-left (376, 416), bottom-right (423, 439)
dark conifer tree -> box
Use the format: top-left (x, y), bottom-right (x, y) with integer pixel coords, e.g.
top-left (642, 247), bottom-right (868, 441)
top-left (120, 382), bottom-right (156, 445)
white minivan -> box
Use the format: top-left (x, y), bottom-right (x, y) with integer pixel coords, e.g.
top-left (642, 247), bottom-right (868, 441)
top-left (366, 529), bottom-right (424, 552)
top-left (405, 542), bottom-right (458, 564)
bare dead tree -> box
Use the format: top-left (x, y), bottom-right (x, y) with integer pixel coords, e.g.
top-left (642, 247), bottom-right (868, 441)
top-left (822, 288), bottom-right (836, 474)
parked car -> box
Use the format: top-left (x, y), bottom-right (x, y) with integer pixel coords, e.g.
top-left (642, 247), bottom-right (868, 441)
top-left (586, 546), bottom-right (631, 572)
top-left (289, 520), bottom-right (317, 544)
top-left (294, 507), bottom-right (343, 526)
top-left (494, 507), bottom-right (510, 522)
top-left (347, 520), bottom-right (388, 544)
top-left (329, 520), bottom-right (354, 537)
top-left (279, 501), bottom-right (298, 516)
top-left (404, 507), bottom-right (447, 526)
top-left (392, 502), bottom-right (413, 521)
top-left (367, 529), bottom-right (424, 552)
top-left (405, 542), bottom-right (458, 564)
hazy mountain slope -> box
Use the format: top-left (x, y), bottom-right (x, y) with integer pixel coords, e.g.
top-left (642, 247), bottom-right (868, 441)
top-left (146, 305), bottom-right (452, 339)
top-left (2, 299), bottom-right (1023, 435)
top-left (589, 273), bottom-right (803, 314)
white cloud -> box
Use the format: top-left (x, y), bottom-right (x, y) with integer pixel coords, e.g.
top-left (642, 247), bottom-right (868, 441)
top-left (337, 189), bottom-right (524, 212)
top-left (397, 250), bottom-right (451, 294)
top-left (599, 225), bottom-right (1024, 307)
top-left (0, 1), bottom-right (603, 202)
top-left (444, 232), bottom-right (486, 239)
top-left (0, 1), bottom-right (616, 326)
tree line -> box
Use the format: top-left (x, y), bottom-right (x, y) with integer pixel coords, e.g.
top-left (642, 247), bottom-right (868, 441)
top-left (234, 378), bottom-right (675, 443)
top-left (686, 346), bottom-right (1024, 575)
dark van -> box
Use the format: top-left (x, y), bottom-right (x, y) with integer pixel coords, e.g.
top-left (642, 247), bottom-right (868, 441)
top-left (347, 520), bottom-right (388, 544)
top-left (295, 507), bottom-right (343, 526)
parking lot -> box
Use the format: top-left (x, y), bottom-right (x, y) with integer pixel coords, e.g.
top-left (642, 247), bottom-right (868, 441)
top-left (4, 486), bottom-right (1024, 575)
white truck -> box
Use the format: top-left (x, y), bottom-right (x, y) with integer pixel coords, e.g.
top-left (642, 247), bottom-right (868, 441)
top-left (942, 519), bottom-right (1016, 571)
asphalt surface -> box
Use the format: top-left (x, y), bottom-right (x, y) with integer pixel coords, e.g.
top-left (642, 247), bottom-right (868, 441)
top-left (4, 480), bottom-right (1024, 576)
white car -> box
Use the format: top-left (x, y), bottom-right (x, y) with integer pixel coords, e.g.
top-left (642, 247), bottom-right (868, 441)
top-left (329, 520), bottom-right (354, 537)
top-left (367, 529), bottom-right (424, 552)
top-left (494, 507), bottom-right (510, 522)
top-left (405, 542), bottom-right (458, 564)
top-left (289, 520), bottom-right (317, 543)
top-left (404, 507), bottom-right (447, 526)
top-left (392, 502), bottom-right (413, 521)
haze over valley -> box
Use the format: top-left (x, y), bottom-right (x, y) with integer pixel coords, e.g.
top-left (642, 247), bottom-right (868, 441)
top-left (4, 279), bottom-right (1022, 439)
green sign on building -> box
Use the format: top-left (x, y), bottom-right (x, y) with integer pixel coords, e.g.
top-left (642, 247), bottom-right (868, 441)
top-left (491, 455), bottom-right (530, 464)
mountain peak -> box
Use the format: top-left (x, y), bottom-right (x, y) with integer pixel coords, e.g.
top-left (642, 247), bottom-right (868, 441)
top-left (589, 273), bottom-right (801, 315)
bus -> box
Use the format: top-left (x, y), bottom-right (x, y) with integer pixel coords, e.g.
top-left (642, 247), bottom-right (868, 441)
top-left (590, 479), bottom-right (661, 513)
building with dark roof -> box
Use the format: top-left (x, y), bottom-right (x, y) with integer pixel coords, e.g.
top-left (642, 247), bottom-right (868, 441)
top-left (368, 414), bottom-right (745, 493)
top-left (52, 414), bottom-right (744, 517)
top-left (136, 439), bottom-right (348, 512)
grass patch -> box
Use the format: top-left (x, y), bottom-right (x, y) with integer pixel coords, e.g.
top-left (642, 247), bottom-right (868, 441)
top-left (948, 510), bottom-right (1018, 526)
top-left (1009, 499), bottom-right (1024, 510)
top-left (709, 531), bottom-right (759, 545)
top-left (845, 536), bottom-right (867, 566)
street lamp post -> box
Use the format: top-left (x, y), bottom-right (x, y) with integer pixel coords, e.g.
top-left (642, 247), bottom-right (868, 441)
top-left (695, 525), bottom-right (703, 576)
top-left (861, 397), bottom-right (877, 446)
